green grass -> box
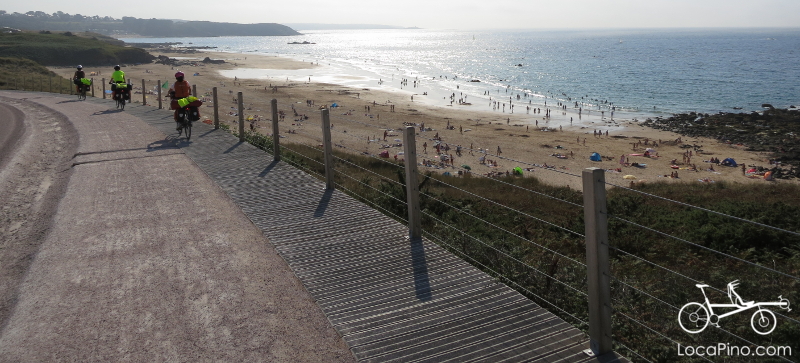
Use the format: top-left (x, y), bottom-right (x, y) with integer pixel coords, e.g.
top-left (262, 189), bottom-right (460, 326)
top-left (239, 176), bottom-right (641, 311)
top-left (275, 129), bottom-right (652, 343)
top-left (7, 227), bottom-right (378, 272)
top-left (0, 31), bottom-right (153, 66)
top-left (0, 56), bottom-right (73, 91)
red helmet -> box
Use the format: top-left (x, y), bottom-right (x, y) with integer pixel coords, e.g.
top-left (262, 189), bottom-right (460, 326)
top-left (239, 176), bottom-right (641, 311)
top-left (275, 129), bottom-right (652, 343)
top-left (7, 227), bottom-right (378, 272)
top-left (175, 71), bottom-right (185, 78)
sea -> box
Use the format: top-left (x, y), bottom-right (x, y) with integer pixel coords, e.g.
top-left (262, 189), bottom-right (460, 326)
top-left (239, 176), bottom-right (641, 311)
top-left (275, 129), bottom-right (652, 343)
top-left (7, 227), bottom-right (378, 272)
top-left (121, 28), bottom-right (800, 123)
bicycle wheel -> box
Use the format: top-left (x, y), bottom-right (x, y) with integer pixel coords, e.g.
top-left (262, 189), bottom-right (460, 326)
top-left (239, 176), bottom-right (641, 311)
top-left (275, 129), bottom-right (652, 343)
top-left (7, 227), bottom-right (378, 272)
top-left (185, 120), bottom-right (192, 140)
top-left (678, 302), bottom-right (710, 334)
top-left (751, 309), bottom-right (777, 335)
top-left (119, 97), bottom-right (125, 110)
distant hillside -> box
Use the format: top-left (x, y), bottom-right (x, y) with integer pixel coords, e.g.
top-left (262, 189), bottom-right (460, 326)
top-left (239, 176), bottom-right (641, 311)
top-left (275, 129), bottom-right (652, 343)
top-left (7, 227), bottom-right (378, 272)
top-left (0, 10), bottom-right (300, 37)
top-left (122, 18), bottom-right (300, 37)
top-left (0, 31), bottom-right (154, 66)
top-left (285, 23), bottom-right (420, 30)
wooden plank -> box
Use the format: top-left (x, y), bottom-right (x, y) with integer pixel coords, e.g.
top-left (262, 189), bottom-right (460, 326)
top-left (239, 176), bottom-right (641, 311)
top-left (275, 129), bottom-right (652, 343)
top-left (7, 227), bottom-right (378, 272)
top-left (124, 102), bottom-right (629, 363)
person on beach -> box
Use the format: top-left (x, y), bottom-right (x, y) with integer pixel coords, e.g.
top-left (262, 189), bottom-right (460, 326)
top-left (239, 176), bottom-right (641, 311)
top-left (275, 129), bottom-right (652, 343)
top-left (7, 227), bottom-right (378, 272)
top-left (168, 71), bottom-right (192, 130)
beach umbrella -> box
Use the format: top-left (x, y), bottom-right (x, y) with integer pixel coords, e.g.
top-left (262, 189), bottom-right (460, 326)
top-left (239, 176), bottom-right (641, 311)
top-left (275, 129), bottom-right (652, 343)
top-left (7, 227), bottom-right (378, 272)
top-left (461, 165), bottom-right (471, 170)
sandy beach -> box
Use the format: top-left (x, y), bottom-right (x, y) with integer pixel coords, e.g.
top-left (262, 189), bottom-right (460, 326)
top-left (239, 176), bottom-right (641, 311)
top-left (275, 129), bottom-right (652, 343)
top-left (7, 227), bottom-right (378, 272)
top-left (51, 50), bottom-right (791, 190)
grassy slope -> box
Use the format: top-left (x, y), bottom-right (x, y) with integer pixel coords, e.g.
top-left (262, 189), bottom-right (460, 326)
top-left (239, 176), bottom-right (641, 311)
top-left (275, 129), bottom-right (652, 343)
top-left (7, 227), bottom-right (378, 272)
top-left (0, 57), bottom-right (68, 88)
top-left (0, 31), bottom-right (153, 66)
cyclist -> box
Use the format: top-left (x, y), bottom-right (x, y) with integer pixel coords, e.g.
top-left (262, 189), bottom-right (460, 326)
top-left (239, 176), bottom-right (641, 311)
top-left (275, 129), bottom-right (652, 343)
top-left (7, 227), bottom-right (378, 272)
top-left (110, 65), bottom-right (126, 100)
top-left (73, 65), bottom-right (85, 93)
top-left (168, 71), bottom-right (192, 130)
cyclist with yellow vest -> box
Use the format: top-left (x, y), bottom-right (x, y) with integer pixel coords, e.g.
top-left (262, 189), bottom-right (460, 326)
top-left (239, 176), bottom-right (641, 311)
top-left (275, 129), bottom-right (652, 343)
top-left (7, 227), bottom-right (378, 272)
top-left (168, 71), bottom-right (192, 129)
top-left (109, 65), bottom-right (126, 100)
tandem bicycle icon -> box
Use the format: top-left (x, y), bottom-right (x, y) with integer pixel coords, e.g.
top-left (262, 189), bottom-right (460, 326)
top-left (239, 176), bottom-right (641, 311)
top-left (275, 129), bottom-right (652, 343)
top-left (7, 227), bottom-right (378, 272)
top-left (678, 280), bottom-right (791, 335)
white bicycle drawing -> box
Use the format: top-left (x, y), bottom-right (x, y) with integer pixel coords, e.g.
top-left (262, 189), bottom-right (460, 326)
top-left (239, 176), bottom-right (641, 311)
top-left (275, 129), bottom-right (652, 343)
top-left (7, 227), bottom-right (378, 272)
top-left (678, 280), bottom-right (791, 335)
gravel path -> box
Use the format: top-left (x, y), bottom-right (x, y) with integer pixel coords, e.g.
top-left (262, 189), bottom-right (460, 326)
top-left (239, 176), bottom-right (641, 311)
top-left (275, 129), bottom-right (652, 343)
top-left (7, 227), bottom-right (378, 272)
top-left (0, 92), bottom-right (355, 362)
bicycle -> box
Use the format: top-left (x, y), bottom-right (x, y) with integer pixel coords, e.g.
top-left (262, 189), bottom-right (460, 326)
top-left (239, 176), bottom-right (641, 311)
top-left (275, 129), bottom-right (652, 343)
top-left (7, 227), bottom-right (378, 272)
top-left (678, 280), bottom-right (791, 335)
top-left (176, 105), bottom-right (192, 140)
top-left (78, 84), bottom-right (88, 101)
top-left (75, 78), bottom-right (91, 101)
top-left (111, 82), bottom-right (129, 110)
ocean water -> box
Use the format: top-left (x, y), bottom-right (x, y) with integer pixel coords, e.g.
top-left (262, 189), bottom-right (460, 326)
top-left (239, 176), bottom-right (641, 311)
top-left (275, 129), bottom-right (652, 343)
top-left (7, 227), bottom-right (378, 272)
top-left (122, 28), bottom-right (800, 120)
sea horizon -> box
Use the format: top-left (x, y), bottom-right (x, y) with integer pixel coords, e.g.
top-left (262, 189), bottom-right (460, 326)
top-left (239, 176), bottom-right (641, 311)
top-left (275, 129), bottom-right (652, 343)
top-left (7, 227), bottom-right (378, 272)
top-left (121, 27), bottom-right (800, 126)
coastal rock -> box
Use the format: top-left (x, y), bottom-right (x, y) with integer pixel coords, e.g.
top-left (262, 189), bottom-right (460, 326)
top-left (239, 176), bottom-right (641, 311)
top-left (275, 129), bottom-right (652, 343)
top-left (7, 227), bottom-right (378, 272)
top-left (641, 108), bottom-right (800, 179)
top-left (202, 57), bottom-right (225, 64)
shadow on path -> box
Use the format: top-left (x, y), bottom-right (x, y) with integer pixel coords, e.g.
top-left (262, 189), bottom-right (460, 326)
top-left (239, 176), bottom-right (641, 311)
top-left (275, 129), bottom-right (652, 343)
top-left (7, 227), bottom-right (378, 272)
top-left (258, 160), bottom-right (279, 177)
top-left (410, 237), bottom-right (432, 302)
top-left (314, 189), bottom-right (334, 218)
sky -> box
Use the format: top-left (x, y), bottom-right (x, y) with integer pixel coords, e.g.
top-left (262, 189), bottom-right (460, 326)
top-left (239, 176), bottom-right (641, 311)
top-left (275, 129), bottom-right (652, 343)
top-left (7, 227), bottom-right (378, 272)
top-left (3, 0), bottom-right (800, 30)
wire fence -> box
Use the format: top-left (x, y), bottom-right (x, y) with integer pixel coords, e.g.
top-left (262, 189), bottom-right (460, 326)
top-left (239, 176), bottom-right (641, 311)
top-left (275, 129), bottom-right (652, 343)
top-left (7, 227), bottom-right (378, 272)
top-left (229, 96), bottom-right (800, 362)
top-left (10, 82), bottom-right (799, 362)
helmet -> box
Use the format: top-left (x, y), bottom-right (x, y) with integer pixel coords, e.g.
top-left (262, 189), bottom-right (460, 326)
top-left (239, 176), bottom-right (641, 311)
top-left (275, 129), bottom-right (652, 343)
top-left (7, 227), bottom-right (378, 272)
top-left (175, 71), bottom-right (185, 78)
top-left (77, 65), bottom-right (83, 70)
top-left (114, 65), bottom-right (120, 70)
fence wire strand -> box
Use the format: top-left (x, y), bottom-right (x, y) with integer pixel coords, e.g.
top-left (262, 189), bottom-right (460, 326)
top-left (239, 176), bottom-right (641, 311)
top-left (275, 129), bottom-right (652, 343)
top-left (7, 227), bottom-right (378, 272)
top-left (417, 154), bottom-right (585, 209)
top-left (420, 210), bottom-right (588, 297)
top-left (606, 182), bottom-right (800, 239)
top-left (608, 213), bottom-right (800, 283)
top-left (418, 189), bottom-right (586, 268)
top-left (421, 229), bottom-right (589, 327)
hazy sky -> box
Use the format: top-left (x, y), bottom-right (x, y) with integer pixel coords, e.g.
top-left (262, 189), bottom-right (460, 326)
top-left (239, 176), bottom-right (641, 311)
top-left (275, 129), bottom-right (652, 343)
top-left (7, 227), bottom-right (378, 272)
top-left (4, 0), bottom-right (800, 30)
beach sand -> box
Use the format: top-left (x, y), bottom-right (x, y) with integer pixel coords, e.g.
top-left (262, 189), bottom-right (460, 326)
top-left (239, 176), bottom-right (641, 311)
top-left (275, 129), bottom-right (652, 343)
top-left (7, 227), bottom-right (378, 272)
top-left (52, 51), bottom-right (790, 190)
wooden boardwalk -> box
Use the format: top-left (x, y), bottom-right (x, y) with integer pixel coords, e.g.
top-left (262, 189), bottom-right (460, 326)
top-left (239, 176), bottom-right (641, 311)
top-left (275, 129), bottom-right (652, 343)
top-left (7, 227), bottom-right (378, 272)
top-left (124, 102), bottom-right (627, 363)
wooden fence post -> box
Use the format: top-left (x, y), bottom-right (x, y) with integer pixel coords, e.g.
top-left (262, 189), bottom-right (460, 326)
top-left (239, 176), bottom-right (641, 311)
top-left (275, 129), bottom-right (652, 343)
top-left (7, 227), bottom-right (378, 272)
top-left (192, 84), bottom-right (197, 99)
top-left (583, 167), bottom-right (612, 357)
top-left (101, 78), bottom-right (105, 99)
top-left (403, 126), bottom-right (422, 239)
top-left (142, 79), bottom-right (147, 105)
top-left (158, 80), bottom-right (162, 109)
top-left (271, 99), bottom-right (280, 161)
top-left (213, 87), bottom-right (219, 129)
top-left (91, 78), bottom-right (95, 98)
top-left (321, 108), bottom-right (335, 190)
top-left (238, 92), bottom-right (244, 142)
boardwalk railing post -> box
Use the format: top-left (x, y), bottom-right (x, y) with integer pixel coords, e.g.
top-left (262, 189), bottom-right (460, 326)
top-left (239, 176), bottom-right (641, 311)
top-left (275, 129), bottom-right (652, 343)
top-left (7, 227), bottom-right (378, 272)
top-left (142, 79), bottom-right (146, 105)
top-left (213, 87), bottom-right (219, 129)
top-left (321, 108), bottom-right (335, 189)
top-left (101, 78), bottom-right (105, 99)
top-left (49, 76), bottom-right (52, 93)
top-left (583, 167), bottom-right (612, 356)
top-left (192, 84), bottom-right (197, 99)
top-left (157, 80), bottom-right (162, 109)
top-left (91, 78), bottom-right (95, 97)
top-left (238, 92), bottom-right (245, 142)
top-left (271, 99), bottom-right (280, 161)
top-left (403, 126), bottom-right (422, 239)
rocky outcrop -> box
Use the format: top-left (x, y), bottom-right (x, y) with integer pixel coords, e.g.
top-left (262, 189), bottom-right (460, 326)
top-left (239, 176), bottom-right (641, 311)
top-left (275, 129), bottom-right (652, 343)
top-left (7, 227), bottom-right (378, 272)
top-left (641, 109), bottom-right (800, 179)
